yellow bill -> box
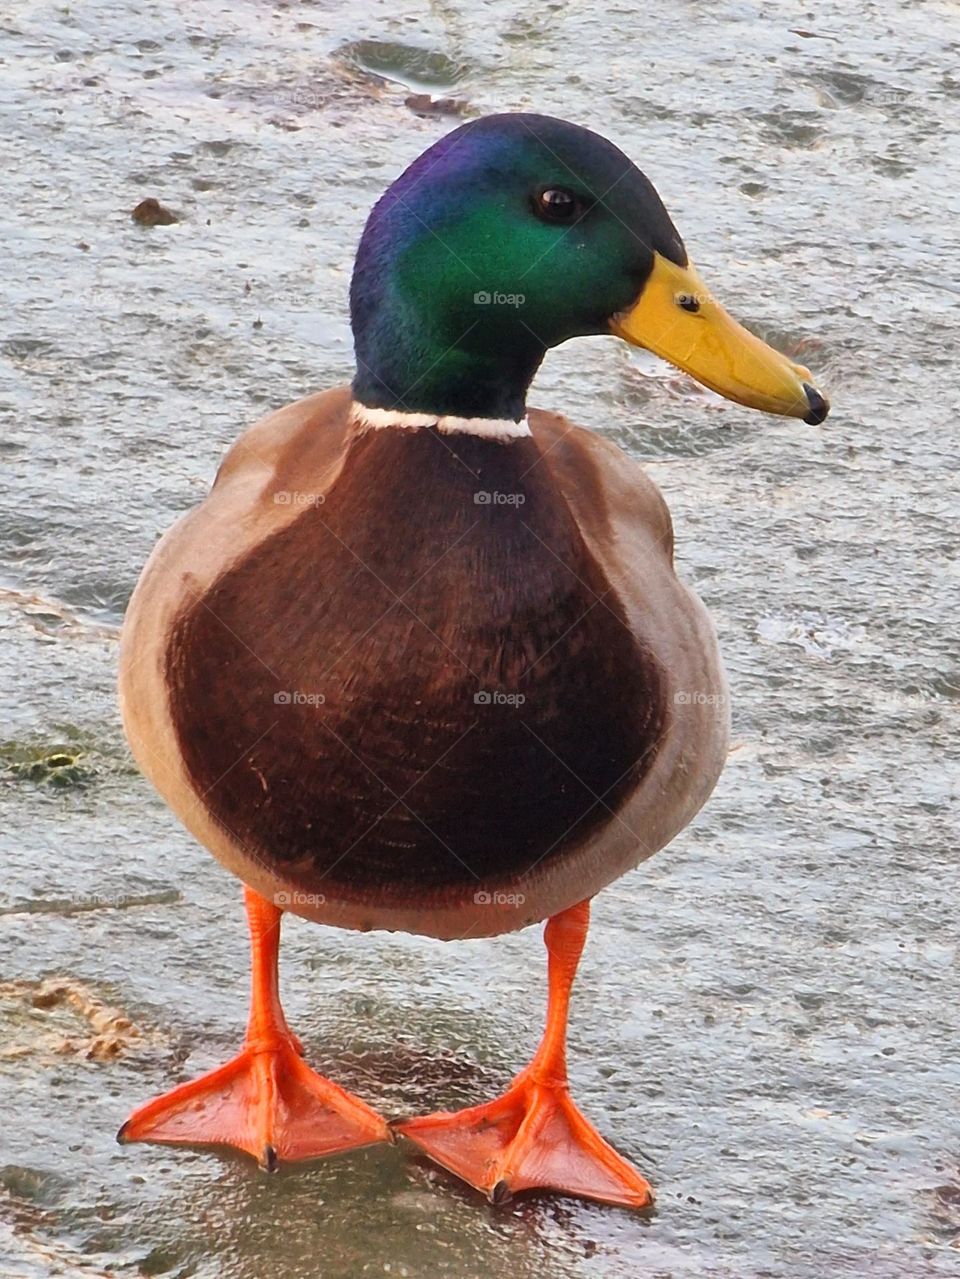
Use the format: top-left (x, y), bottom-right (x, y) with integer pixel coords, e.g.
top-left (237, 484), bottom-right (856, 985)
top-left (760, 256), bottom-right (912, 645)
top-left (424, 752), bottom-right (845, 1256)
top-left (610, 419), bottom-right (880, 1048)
top-left (611, 253), bottom-right (829, 424)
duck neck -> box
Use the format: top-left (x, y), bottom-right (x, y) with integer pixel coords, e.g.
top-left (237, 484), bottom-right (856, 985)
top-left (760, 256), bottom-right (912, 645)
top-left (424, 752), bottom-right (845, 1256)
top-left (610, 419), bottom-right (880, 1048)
top-left (349, 219), bottom-right (548, 421)
top-left (351, 328), bottom-right (545, 422)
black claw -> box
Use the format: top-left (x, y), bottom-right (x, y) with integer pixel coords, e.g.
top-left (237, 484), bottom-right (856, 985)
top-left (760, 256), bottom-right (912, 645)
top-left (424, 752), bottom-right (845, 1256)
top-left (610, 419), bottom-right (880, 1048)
top-left (489, 1179), bottom-right (513, 1205)
top-left (261, 1144), bottom-right (279, 1173)
top-left (116, 1121), bottom-right (130, 1145)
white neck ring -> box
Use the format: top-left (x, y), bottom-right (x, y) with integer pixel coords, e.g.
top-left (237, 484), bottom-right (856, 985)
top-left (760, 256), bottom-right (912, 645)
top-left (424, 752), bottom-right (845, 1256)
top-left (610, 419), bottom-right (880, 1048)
top-left (350, 402), bottom-right (531, 442)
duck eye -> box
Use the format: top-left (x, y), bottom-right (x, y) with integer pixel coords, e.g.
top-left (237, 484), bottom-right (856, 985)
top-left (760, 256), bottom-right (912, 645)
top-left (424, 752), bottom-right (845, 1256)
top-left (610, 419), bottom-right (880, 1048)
top-left (676, 292), bottom-right (701, 313)
top-left (535, 187), bottom-right (580, 223)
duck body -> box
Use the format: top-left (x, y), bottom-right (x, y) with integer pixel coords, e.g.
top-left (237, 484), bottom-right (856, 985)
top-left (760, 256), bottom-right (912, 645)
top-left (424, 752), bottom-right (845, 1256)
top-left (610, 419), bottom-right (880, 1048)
top-left (118, 113), bottom-right (827, 1204)
top-left (120, 388), bottom-right (729, 940)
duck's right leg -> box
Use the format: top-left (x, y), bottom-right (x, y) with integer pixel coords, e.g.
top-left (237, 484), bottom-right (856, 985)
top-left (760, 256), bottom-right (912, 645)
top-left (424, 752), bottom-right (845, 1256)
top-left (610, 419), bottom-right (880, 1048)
top-left (118, 886), bottom-right (390, 1169)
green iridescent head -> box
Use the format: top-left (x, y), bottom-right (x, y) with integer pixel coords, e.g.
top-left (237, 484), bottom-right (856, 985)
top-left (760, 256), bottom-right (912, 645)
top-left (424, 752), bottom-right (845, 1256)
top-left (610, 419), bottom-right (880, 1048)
top-left (350, 113), bottom-right (829, 425)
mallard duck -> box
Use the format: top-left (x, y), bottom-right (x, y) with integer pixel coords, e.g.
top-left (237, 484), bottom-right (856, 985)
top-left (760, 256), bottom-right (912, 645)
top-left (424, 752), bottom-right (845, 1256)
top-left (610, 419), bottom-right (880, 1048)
top-left (117, 113), bottom-right (828, 1208)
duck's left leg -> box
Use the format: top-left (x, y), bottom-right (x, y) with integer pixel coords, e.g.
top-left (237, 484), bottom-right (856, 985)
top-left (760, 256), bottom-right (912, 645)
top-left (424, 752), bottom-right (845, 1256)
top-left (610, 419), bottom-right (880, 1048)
top-left (396, 899), bottom-right (653, 1208)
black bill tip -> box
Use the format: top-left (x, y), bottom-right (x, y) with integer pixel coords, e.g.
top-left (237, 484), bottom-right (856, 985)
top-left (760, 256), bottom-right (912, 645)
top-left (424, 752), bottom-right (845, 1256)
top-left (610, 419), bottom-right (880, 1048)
top-left (802, 382), bottom-right (830, 425)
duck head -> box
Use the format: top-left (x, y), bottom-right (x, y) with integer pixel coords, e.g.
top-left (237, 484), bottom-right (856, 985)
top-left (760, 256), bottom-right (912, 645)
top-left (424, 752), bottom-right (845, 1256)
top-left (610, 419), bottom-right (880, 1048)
top-left (350, 112), bottom-right (829, 426)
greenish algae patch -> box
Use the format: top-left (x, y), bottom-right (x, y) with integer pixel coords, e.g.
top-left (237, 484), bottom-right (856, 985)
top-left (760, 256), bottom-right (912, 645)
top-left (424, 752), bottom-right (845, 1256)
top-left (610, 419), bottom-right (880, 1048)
top-left (1, 742), bottom-right (94, 788)
top-left (0, 726), bottom-right (139, 787)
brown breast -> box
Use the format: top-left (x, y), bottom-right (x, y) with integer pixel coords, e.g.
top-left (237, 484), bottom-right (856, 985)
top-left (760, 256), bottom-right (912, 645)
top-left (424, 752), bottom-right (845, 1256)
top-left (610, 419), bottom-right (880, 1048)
top-left (165, 425), bottom-right (666, 907)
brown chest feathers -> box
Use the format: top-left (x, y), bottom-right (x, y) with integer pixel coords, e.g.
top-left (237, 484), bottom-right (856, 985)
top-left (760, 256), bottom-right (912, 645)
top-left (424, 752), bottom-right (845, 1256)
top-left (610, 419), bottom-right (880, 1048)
top-left (166, 426), bottom-right (666, 905)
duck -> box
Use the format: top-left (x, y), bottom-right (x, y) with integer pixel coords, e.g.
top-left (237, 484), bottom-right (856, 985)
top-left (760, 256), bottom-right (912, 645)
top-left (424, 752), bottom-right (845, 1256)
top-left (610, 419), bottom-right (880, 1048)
top-left (117, 112), bottom-right (829, 1209)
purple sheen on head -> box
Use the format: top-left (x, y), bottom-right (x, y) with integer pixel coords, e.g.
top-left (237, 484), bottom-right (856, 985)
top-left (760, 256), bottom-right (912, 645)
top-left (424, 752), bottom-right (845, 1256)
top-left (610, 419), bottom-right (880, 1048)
top-left (349, 113), bottom-right (685, 418)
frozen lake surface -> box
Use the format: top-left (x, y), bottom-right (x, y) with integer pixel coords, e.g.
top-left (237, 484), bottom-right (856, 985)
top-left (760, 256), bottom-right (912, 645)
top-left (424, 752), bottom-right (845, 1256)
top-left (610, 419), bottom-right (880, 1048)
top-left (1, 0), bottom-right (958, 1275)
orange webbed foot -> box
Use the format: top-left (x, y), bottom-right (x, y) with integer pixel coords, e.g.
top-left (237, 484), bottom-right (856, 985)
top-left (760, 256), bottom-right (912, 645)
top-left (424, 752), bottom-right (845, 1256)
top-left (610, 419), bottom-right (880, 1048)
top-left (119, 1032), bottom-right (390, 1168)
top-left (396, 1067), bottom-right (653, 1209)
top-left (119, 887), bottom-right (389, 1169)
top-left (398, 898), bottom-right (653, 1209)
